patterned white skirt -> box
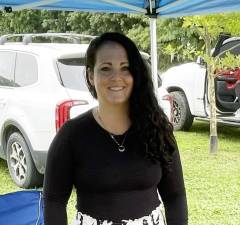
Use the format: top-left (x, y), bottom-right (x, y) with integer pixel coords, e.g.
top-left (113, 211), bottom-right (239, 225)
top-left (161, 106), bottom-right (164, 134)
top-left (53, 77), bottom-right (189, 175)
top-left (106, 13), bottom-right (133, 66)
top-left (72, 204), bottom-right (166, 225)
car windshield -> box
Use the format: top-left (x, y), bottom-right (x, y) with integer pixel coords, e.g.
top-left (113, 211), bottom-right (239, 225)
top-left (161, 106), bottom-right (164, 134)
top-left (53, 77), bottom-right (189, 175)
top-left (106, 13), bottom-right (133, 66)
top-left (57, 58), bottom-right (88, 91)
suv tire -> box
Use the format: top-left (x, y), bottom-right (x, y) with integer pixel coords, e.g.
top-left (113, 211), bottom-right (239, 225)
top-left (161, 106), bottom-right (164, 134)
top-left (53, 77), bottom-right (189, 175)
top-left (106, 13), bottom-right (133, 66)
top-left (171, 91), bottom-right (194, 131)
top-left (6, 132), bottom-right (43, 188)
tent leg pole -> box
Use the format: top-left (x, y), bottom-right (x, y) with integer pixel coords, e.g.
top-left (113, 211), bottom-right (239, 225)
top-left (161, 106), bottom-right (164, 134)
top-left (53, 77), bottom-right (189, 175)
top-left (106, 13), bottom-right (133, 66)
top-left (150, 17), bottom-right (158, 95)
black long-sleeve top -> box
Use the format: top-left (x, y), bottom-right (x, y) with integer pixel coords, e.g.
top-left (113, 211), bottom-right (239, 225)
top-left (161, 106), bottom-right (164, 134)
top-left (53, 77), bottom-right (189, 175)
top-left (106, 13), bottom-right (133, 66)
top-left (43, 110), bottom-right (188, 225)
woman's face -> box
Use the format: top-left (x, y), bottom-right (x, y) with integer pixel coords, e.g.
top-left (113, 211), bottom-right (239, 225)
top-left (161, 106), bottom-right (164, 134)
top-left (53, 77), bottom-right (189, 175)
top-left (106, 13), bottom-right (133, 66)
top-left (89, 41), bottom-right (133, 107)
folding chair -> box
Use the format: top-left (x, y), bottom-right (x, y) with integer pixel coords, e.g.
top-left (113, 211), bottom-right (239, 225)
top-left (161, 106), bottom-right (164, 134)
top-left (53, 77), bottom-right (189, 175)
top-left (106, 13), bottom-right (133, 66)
top-left (0, 190), bottom-right (44, 225)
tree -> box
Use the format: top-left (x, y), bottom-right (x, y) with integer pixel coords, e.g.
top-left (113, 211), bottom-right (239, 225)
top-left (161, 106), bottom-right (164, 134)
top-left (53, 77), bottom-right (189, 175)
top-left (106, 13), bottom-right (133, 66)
top-left (157, 17), bottom-right (203, 71)
top-left (66, 12), bottom-right (146, 35)
top-left (126, 15), bottom-right (149, 51)
top-left (183, 13), bottom-right (240, 153)
top-left (66, 12), bottom-right (91, 34)
top-left (0, 10), bottom-right (44, 34)
top-left (41, 11), bottom-right (70, 32)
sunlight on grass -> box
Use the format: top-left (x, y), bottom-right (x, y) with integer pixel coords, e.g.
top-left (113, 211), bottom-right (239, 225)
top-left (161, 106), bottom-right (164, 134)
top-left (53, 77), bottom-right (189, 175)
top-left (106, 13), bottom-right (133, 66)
top-left (0, 121), bottom-right (239, 225)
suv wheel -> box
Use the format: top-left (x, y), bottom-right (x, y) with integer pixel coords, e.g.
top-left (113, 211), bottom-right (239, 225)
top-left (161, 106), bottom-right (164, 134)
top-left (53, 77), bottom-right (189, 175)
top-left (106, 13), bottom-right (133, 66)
top-left (171, 91), bottom-right (194, 131)
top-left (6, 132), bottom-right (43, 188)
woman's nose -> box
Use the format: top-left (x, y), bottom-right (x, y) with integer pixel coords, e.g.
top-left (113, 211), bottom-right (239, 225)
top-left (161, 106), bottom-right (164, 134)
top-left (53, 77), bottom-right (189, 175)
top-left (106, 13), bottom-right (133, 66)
top-left (110, 69), bottom-right (122, 80)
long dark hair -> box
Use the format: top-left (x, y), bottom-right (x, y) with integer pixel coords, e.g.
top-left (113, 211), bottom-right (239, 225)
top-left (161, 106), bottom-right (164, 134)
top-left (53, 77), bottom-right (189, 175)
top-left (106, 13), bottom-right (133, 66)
top-left (85, 32), bottom-right (177, 169)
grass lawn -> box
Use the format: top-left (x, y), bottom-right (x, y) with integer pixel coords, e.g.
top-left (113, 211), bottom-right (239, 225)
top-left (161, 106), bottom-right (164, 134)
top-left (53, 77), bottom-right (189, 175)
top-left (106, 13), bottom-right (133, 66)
top-left (0, 121), bottom-right (239, 225)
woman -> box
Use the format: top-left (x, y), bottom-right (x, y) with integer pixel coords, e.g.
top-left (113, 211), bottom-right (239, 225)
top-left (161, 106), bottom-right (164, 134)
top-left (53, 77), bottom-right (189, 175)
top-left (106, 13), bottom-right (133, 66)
top-left (43, 32), bottom-right (188, 225)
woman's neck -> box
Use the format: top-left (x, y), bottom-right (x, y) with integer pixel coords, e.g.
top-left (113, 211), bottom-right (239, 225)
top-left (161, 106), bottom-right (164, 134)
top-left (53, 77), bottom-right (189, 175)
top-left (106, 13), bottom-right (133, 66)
top-left (94, 104), bottom-right (131, 135)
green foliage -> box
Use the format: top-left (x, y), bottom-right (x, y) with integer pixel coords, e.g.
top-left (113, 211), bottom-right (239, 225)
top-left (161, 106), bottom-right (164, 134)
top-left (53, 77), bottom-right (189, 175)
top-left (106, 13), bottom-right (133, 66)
top-left (217, 12), bottom-right (240, 36)
top-left (86, 13), bottom-right (143, 34)
top-left (183, 13), bottom-right (240, 73)
top-left (66, 12), bottom-right (91, 34)
top-left (41, 11), bottom-right (70, 32)
top-left (0, 10), bottom-right (43, 34)
top-left (203, 54), bottom-right (216, 68)
top-left (127, 25), bottom-right (150, 51)
top-left (216, 52), bottom-right (240, 71)
top-left (183, 15), bottom-right (222, 42)
top-left (157, 17), bottom-right (204, 66)
top-left (183, 12), bottom-right (240, 49)
top-left (66, 12), bottom-right (147, 36)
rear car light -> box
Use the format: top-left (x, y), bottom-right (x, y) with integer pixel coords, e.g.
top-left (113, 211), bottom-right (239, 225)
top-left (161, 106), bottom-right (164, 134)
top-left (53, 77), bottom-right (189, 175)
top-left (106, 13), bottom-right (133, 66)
top-left (55, 100), bottom-right (88, 132)
top-left (162, 94), bottom-right (173, 123)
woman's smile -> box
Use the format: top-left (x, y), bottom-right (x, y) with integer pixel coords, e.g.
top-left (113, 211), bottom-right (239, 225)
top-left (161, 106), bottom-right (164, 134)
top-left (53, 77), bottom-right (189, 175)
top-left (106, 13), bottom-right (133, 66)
top-left (108, 86), bottom-right (125, 91)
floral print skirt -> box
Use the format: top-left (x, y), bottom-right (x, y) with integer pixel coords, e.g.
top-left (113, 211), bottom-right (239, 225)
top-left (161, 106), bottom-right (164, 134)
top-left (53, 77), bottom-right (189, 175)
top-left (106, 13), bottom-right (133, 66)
top-left (72, 204), bottom-right (166, 225)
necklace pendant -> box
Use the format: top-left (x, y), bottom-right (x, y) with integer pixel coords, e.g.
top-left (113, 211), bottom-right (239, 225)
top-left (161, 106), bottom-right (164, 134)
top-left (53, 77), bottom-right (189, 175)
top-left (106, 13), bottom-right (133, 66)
top-left (118, 146), bottom-right (125, 152)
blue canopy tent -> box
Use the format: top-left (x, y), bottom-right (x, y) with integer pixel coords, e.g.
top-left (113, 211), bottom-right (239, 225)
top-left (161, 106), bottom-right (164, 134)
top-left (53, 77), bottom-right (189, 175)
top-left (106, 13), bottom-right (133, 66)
top-left (1, 0), bottom-right (240, 90)
top-left (1, 0), bottom-right (240, 17)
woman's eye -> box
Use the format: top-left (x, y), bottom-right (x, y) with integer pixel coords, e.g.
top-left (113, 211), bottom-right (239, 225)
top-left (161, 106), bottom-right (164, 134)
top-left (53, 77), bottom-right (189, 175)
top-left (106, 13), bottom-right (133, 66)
top-left (122, 66), bottom-right (130, 71)
top-left (101, 67), bottom-right (110, 71)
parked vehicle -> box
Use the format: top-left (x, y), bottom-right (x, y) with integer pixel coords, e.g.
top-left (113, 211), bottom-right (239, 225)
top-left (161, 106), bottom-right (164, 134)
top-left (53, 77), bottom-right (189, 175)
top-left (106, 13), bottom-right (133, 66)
top-left (161, 34), bottom-right (240, 130)
top-left (0, 33), bottom-right (173, 188)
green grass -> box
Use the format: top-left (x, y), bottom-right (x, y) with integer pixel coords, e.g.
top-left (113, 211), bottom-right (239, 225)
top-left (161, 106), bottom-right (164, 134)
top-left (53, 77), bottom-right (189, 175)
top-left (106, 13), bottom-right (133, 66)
top-left (176, 121), bottom-right (240, 225)
top-left (0, 121), bottom-right (239, 225)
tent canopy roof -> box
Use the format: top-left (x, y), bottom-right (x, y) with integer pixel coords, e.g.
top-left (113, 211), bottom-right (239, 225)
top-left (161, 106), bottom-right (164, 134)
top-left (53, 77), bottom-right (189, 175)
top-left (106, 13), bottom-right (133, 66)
top-left (1, 0), bottom-right (240, 17)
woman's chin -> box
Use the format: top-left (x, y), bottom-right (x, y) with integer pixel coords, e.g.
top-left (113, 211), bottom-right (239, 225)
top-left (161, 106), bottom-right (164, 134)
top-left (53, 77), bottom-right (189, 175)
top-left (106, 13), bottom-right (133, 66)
top-left (106, 97), bottom-right (129, 105)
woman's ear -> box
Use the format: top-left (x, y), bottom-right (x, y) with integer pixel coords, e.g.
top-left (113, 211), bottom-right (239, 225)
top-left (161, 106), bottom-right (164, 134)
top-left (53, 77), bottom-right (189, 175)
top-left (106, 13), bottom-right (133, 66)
top-left (87, 68), bottom-right (94, 86)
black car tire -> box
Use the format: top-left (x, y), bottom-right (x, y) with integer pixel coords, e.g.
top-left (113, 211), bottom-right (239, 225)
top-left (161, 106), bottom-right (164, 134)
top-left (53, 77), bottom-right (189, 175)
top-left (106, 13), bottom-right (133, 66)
top-left (171, 91), bottom-right (194, 131)
top-left (6, 132), bottom-right (43, 188)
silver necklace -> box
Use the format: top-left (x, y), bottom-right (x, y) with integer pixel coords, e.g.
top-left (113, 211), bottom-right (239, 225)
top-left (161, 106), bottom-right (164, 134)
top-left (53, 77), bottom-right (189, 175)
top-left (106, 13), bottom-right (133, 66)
top-left (109, 133), bottom-right (128, 152)
top-left (96, 108), bottom-right (128, 152)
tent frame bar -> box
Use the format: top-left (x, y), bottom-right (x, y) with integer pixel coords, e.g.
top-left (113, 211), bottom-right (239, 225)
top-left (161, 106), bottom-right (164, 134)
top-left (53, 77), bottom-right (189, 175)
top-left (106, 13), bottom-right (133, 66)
top-left (150, 17), bottom-right (158, 92)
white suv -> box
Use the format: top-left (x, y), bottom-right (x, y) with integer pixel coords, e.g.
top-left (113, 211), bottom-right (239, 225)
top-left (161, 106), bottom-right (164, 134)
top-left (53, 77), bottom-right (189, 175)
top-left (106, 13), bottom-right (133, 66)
top-left (0, 33), bottom-right (172, 188)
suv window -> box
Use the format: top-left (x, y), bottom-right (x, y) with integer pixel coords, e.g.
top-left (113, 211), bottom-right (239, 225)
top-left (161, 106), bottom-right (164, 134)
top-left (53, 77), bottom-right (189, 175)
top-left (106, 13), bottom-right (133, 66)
top-left (0, 51), bottom-right (16, 87)
top-left (57, 58), bottom-right (88, 91)
top-left (218, 40), bottom-right (240, 58)
top-left (15, 53), bottom-right (38, 87)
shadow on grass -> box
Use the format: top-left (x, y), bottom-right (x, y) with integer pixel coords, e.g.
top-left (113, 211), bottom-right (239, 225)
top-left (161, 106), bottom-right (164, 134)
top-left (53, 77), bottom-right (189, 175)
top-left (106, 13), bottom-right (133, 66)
top-left (0, 158), bottom-right (8, 171)
top-left (184, 120), bottom-right (240, 141)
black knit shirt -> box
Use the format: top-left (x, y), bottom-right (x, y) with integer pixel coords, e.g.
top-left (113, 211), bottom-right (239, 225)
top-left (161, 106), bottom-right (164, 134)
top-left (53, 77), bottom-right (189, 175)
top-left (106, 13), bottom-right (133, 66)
top-left (43, 110), bottom-right (188, 225)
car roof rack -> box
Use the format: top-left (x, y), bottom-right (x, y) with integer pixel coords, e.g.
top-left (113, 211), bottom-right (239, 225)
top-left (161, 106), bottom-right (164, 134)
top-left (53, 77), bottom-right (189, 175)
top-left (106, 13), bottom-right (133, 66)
top-left (0, 33), bottom-right (97, 45)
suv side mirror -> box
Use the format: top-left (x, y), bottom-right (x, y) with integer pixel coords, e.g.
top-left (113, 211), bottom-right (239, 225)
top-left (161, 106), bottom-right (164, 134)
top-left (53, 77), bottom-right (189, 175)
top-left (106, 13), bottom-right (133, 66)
top-left (196, 56), bottom-right (205, 65)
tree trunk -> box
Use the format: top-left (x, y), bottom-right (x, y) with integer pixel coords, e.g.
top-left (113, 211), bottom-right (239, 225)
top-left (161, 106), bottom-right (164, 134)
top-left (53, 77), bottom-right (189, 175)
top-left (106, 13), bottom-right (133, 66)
top-left (205, 28), bottom-right (218, 153)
